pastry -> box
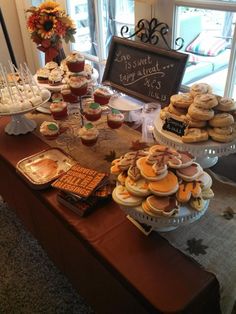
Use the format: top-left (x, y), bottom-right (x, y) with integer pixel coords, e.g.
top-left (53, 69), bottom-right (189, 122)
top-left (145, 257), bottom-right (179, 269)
top-left (107, 109), bottom-right (124, 129)
top-left (176, 162), bottom-right (203, 182)
top-left (208, 113), bottom-right (234, 127)
top-left (160, 106), bottom-right (169, 120)
top-left (201, 188), bottom-right (214, 200)
top-left (186, 113), bottom-right (207, 128)
top-left (168, 103), bottom-right (188, 116)
top-left (208, 128), bottom-right (235, 142)
top-left (176, 181), bottom-right (201, 203)
top-left (188, 103), bottom-right (214, 121)
top-left (148, 171), bottom-right (179, 196)
top-left (118, 151), bottom-right (148, 171)
top-left (45, 61), bottom-right (58, 71)
top-left (190, 83), bottom-right (212, 97)
top-left (170, 93), bottom-right (193, 109)
top-left (117, 171), bottom-right (128, 186)
top-left (182, 128), bottom-right (208, 143)
top-left (215, 97), bottom-right (236, 112)
top-left (213, 126), bottom-right (233, 135)
top-left (193, 93), bottom-right (218, 109)
top-left (112, 185), bottom-right (143, 207)
top-left (127, 164), bottom-right (141, 181)
top-left (66, 51), bottom-right (85, 73)
top-left (142, 195), bottom-right (179, 217)
top-left (78, 122), bottom-right (99, 146)
top-left (93, 87), bottom-right (112, 105)
top-left (84, 102), bottom-right (102, 121)
top-left (50, 101), bottom-right (68, 120)
top-left (39, 121), bottom-right (60, 140)
top-left (69, 76), bottom-right (88, 96)
top-left (125, 176), bottom-right (150, 197)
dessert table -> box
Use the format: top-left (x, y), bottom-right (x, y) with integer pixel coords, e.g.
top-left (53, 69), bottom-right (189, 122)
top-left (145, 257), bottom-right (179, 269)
top-left (0, 115), bottom-right (222, 314)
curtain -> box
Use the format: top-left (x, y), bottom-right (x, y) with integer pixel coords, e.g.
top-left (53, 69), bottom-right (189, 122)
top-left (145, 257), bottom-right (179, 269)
top-left (87, 0), bottom-right (97, 56)
top-left (105, 0), bottom-right (117, 55)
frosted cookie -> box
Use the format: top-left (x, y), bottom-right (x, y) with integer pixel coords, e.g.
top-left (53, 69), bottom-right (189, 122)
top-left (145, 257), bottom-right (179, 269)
top-left (169, 103), bottom-right (188, 116)
top-left (176, 162), bottom-right (203, 182)
top-left (190, 83), bottom-right (212, 97)
top-left (201, 188), bottom-right (214, 200)
top-left (209, 113), bottom-right (234, 127)
top-left (170, 93), bottom-right (193, 109)
top-left (189, 197), bottom-right (207, 212)
top-left (127, 164), bottom-right (141, 181)
top-left (197, 171), bottom-right (212, 190)
top-left (194, 93), bottom-right (218, 109)
top-left (182, 128), bottom-right (208, 143)
top-left (215, 97), bottom-right (236, 112)
top-left (208, 128), bottom-right (235, 143)
top-left (178, 151), bottom-right (195, 168)
top-left (149, 144), bottom-right (178, 155)
top-left (188, 103), bottom-right (214, 121)
top-left (112, 185), bottom-right (143, 207)
top-left (148, 171), bottom-right (179, 196)
top-left (125, 177), bottom-right (150, 197)
top-left (142, 195), bottom-right (179, 217)
top-left (136, 157), bottom-right (168, 181)
top-left (186, 113), bottom-right (207, 128)
top-left (176, 181), bottom-right (201, 203)
top-left (117, 171), bottom-right (128, 186)
top-left (119, 150), bottom-right (148, 171)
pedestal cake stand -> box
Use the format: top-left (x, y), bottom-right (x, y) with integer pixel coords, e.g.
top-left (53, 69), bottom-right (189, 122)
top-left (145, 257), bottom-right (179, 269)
top-left (153, 115), bottom-right (236, 168)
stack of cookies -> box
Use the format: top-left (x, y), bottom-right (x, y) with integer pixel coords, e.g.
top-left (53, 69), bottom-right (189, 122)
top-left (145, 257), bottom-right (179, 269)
top-left (111, 144), bottom-right (214, 218)
top-left (160, 82), bottom-right (236, 143)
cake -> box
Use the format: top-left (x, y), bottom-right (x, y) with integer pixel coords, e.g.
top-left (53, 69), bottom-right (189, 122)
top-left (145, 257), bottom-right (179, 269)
top-left (84, 101), bottom-right (102, 121)
top-left (39, 121), bottom-right (60, 139)
top-left (48, 69), bottom-right (62, 86)
top-left (45, 61), bottom-right (58, 71)
top-left (66, 51), bottom-right (85, 73)
top-left (61, 84), bottom-right (78, 103)
top-left (36, 68), bottom-right (50, 84)
top-left (69, 76), bottom-right (88, 96)
top-left (49, 101), bottom-right (68, 120)
top-left (93, 86), bottom-right (112, 105)
top-left (107, 109), bottom-right (124, 129)
top-left (79, 122), bottom-right (99, 146)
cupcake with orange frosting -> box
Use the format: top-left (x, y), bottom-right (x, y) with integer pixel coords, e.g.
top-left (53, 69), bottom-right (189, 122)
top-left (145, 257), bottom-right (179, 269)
top-left (66, 51), bottom-right (85, 73)
top-left (69, 76), bottom-right (88, 96)
top-left (79, 122), bottom-right (99, 146)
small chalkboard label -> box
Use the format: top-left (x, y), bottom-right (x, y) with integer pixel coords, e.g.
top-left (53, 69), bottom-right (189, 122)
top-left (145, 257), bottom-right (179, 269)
top-left (162, 117), bottom-right (187, 136)
top-left (102, 36), bottom-right (188, 106)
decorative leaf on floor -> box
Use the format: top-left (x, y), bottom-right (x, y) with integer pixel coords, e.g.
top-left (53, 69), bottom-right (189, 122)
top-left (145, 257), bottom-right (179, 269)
top-left (186, 238), bottom-right (208, 256)
top-left (222, 207), bottom-right (236, 220)
top-left (130, 140), bottom-right (149, 151)
top-left (104, 150), bottom-right (116, 162)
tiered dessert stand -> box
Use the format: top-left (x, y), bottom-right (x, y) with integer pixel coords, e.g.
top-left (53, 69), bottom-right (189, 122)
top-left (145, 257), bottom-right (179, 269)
top-left (153, 114), bottom-right (236, 168)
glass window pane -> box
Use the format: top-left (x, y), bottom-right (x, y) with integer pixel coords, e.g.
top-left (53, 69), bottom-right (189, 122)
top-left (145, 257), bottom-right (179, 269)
top-left (176, 6), bottom-right (235, 96)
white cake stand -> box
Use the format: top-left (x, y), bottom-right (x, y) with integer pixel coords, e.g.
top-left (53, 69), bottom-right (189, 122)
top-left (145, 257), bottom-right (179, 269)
top-left (153, 115), bottom-right (236, 168)
top-left (0, 89), bottom-right (51, 135)
top-left (121, 200), bottom-right (209, 232)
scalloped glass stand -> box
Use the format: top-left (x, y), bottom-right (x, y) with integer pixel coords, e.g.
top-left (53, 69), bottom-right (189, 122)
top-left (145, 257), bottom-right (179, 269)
top-left (5, 114), bottom-right (37, 135)
top-left (121, 200), bottom-right (209, 232)
top-left (153, 115), bottom-right (236, 168)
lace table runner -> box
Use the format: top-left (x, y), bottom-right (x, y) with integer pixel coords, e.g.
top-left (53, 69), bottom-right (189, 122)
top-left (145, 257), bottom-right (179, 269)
top-left (28, 111), bottom-right (236, 314)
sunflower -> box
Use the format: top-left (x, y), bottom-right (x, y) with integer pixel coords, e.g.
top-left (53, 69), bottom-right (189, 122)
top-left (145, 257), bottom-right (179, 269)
top-left (37, 15), bottom-right (57, 39)
top-left (39, 1), bottom-right (62, 14)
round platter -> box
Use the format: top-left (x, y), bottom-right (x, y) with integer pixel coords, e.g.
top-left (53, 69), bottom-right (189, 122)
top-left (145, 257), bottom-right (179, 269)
top-left (108, 94), bottom-right (143, 111)
top-left (121, 200), bottom-right (209, 232)
top-left (153, 115), bottom-right (236, 159)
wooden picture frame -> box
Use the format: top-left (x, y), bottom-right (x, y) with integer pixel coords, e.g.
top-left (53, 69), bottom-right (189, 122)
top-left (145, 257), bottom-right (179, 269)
top-left (102, 36), bottom-right (188, 105)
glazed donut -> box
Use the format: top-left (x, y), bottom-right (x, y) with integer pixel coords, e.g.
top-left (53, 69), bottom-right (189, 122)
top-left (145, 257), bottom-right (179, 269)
top-left (186, 113), bottom-right (207, 128)
top-left (169, 103), bottom-right (187, 116)
top-left (194, 93), bottom-right (218, 109)
top-left (170, 93), bottom-right (193, 109)
top-left (208, 128), bottom-right (235, 142)
top-left (209, 113), bottom-right (234, 127)
top-left (215, 97), bottom-right (236, 112)
top-left (190, 83), bottom-right (212, 97)
top-left (188, 103), bottom-right (214, 121)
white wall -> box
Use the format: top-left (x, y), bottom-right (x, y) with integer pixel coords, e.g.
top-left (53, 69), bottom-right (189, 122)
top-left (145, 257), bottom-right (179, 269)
top-left (0, 0), bottom-right (26, 69)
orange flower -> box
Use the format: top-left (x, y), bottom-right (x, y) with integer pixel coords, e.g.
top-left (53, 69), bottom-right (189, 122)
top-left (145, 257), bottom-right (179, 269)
top-left (39, 1), bottom-right (62, 14)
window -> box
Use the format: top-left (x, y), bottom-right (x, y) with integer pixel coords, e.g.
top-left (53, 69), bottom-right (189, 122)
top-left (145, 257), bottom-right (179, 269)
top-left (156, 0), bottom-right (236, 97)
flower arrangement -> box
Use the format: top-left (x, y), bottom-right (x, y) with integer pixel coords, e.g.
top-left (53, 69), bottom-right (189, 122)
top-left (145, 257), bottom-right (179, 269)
top-left (26, 1), bottom-right (76, 63)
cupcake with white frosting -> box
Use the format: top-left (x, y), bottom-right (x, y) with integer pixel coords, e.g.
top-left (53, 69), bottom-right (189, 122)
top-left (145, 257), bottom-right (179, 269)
top-left (84, 101), bottom-right (102, 121)
top-left (93, 86), bottom-right (112, 105)
top-left (79, 122), bottom-right (99, 146)
top-left (69, 76), bottom-right (88, 96)
top-left (50, 101), bottom-right (68, 119)
top-left (66, 51), bottom-right (85, 72)
top-left (40, 121), bottom-right (60, 140)
top-left (48, 69), bottom-right (62, 86)
top-left (107, 109), bottom-right (124, 129)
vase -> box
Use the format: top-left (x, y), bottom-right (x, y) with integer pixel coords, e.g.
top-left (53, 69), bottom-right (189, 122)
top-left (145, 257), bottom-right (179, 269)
top-left (45, 47), bottom-right (66, 65)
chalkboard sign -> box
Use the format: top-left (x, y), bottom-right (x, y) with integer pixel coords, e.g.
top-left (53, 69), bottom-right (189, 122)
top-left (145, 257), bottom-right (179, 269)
top-left (162, 117), bottom-right (187, 136)
top-left (102, 36), bottom-right (188, 106)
